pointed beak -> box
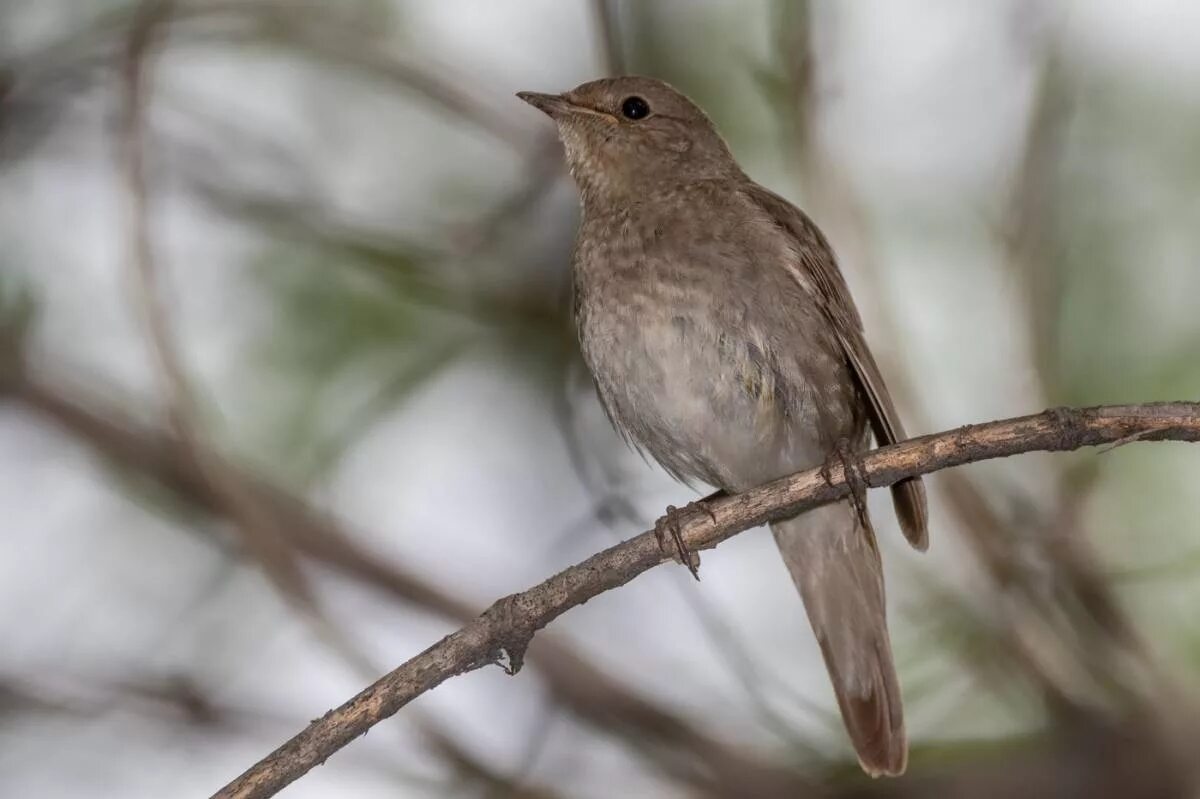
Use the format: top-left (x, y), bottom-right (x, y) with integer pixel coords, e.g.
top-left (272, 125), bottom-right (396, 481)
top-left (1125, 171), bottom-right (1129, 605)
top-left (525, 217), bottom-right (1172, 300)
top-left (516, 91), bottom-right (573, 118)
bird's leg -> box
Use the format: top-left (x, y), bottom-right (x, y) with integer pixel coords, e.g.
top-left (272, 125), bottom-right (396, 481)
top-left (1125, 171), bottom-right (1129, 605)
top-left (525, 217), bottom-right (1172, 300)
top-left (654, 505), bottom-right (695, 579)
top-left (828, 438), bottom-right (870, 529)
top-left (652, 491), bottom-right (724, 581)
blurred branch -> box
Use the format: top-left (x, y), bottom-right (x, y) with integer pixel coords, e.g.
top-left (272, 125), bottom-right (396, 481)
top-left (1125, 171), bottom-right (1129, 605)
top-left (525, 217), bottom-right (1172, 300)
top-left (778, 10), bottom-right (1158, 729)
top-left (6, 371), bottom-right (807, 796)
top-left (993, 45), bottom-right (1141, 652)
top-left (985, 42), bottom-right (1163, 708)
top-left (859, 712), bottom-right (1192, 799)
top-left (773, 0), bottom-right (816, 174)
top-left (421, 723), bottom-right (565, 799)
top-left (5, 0), bottom-right (534, 153)
top-left (119, 0), bottom-right (318, 609)
top-left (999, 50), bottom-right (1069, 401)
top-left (590, 0), bottom-right (626, 76)
top-left (211, 402), bottom-right (1200, 799)
top-left (205, 0), bottom-right (533, 152)
top-left (0, 672), bottom-right (453, 789)
top-left (188, 176), bottom-right (567, 333)
top-left (450, 138), bottom-right (564, 261)
top-left (0, 276), bottom-right (35, 390)
top-left (120, 0), bottom-right (190, 442)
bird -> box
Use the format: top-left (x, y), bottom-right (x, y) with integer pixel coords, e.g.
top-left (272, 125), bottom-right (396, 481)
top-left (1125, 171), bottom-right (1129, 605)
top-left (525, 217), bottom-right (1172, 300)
top-left (518, 76), bottom-right (928, 777)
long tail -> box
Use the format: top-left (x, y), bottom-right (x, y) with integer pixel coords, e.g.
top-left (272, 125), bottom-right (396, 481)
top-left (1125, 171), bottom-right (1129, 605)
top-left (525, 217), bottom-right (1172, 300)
top-left (771, 501), bottom-right (906, 776)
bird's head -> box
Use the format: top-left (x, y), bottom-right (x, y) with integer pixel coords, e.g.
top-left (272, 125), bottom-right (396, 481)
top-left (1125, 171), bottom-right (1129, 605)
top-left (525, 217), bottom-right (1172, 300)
top-left (518, 76), bottom-right (740, 207)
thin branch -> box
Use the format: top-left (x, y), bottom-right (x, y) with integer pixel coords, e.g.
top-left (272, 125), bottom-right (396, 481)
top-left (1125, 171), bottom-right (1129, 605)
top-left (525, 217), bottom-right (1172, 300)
top-left (211, 402), bottom-right (1200, 799)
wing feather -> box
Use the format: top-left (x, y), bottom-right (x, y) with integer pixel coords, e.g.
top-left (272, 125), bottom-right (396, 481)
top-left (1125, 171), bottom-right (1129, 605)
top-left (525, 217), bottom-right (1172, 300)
top-left (745, 184), bottom-right (929, 550)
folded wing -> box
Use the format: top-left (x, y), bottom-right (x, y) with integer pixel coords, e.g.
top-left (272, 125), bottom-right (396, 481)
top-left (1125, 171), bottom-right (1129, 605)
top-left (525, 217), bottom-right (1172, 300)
top-left (744, 184), bottom-right (929, 550)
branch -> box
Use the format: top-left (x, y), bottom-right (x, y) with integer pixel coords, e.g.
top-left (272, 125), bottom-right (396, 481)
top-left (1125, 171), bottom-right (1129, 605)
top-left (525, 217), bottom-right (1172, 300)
top-left (211, 402), bottom-right (1200, 799)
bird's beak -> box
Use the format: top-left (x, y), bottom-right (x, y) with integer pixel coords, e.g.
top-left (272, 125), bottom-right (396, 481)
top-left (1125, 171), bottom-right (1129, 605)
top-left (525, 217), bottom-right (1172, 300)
top-left (516, 91), bottom-right (574, 118)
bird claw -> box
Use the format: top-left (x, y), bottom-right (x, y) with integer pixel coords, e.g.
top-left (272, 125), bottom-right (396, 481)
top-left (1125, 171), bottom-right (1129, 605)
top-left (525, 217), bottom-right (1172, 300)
top-left (654, 501), bottom-right (712, 581)
top-left (830, 438), bottom-right (870, 529)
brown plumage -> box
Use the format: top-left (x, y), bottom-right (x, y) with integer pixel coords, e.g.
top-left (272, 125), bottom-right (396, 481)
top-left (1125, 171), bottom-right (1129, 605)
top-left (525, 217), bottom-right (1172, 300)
top-left (519, 76), bottom-right (928, 776)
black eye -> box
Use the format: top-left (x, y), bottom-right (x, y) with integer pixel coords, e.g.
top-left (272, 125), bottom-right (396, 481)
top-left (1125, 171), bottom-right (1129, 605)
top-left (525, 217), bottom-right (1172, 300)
top-left (620, 96), bottom-right (650, 120)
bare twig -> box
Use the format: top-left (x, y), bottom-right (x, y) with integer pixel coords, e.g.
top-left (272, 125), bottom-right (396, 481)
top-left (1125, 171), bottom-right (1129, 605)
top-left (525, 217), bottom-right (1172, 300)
top-left (211, 402), bottom-right (1200, 799)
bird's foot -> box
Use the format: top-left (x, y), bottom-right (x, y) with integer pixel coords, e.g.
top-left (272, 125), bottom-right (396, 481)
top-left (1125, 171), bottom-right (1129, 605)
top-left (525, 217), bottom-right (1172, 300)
top-left (829, 438), bottom-right (870, 528)
top-left (653, 499), bottom-right (717, 581)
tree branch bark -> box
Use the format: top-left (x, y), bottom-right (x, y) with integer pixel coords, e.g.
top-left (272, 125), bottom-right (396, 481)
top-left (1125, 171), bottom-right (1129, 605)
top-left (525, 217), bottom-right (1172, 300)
top-left (209, 402), bottom-right (1200, 799)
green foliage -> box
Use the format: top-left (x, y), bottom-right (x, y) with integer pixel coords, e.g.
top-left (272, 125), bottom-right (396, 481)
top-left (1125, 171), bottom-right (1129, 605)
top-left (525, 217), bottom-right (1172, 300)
top-left (249, 236), bottom-right (471, 479)
top-left (1044, 72), bottom-right (1200, 407)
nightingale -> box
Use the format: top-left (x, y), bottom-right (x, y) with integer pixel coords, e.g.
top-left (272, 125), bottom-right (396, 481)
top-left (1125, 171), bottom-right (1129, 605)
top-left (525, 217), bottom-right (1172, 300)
top-left (518, 76), bottom-right (928, 777)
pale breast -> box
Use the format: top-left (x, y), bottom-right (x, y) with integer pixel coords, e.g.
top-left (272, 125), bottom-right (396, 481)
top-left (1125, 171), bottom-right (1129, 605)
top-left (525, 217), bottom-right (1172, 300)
top-left (572, 183), bottom-right (862, 490)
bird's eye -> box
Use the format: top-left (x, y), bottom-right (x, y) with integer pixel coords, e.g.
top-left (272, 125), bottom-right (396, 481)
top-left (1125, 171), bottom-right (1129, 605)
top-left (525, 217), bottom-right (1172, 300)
top-left (620, 96), bottom-right (650, 120)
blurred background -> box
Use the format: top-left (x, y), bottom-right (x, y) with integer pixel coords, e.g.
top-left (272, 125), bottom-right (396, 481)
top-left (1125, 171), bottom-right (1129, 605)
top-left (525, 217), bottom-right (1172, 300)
top-left (3, 1), bottom-right (1200, 796)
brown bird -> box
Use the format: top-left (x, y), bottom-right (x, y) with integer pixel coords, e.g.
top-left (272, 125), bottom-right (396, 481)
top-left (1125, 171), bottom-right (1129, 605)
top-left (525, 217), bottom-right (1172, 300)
top-left (518, 76), bottom-right (928, 776)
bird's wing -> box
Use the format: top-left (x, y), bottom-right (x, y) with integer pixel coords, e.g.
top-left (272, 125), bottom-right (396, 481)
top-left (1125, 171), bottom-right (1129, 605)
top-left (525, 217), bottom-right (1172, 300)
top-left (743, 183), bottom-right (928, 550)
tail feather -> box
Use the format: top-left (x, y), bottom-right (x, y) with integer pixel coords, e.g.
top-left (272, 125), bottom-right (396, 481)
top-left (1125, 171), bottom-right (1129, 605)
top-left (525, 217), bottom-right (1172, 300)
top-left (771, 502), bottom-right (907, 777)
top-left (891, 477), bottom-right (929, 552)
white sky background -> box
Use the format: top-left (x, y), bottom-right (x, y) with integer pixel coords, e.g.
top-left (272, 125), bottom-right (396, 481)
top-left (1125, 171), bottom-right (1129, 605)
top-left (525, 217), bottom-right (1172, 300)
top-left (2, 0), bottom-right (1200, 796)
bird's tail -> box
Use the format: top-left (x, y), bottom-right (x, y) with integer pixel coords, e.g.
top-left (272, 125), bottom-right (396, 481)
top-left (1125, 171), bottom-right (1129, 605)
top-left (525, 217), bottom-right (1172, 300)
top-left (770, 501), bottom-right (906, 777)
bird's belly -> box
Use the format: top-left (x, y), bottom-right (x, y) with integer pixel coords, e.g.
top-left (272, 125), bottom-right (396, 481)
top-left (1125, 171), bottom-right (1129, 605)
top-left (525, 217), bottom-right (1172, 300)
top-left (582, 311), bottom-right (823, 490)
